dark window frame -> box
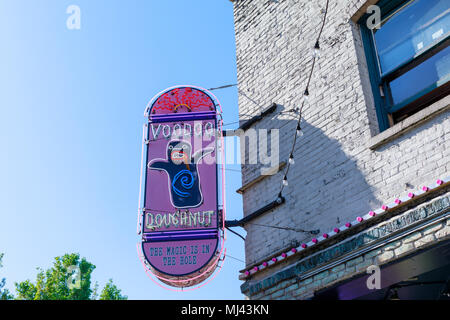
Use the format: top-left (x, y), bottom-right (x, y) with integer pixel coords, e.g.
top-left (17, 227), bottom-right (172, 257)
top-left (359, 0), bottom-right (450, 132)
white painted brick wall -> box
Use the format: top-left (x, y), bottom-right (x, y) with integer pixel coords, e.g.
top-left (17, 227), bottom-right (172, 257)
top-left (233, 0), bottom-right (450, 266)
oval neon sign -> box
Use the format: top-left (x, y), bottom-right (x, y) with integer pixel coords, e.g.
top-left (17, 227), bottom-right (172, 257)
top-left (138, 86), bottom-right (225, 288)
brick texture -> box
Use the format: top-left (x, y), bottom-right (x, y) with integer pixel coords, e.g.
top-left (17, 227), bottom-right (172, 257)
top-left (233, 0), bottom-right (450, 270)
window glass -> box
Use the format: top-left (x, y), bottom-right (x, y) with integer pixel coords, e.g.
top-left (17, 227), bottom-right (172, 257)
top-left (389, 45), bottom-right (450, 105)
top-left (374, 0), bottom-right (450, 75)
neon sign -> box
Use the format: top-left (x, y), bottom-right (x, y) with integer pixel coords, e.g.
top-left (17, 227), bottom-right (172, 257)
top-left (137, 86), bottom-right (225, 288)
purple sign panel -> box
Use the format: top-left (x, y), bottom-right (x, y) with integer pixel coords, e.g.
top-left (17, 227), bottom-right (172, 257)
top-left (141, 86), bottom-right (221, 279)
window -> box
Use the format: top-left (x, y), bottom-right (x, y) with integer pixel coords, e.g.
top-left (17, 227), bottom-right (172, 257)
top-left (360, 0), bottom-right (450, 131)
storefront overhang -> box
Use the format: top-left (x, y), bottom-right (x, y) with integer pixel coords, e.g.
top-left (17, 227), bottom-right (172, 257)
top-left (313, 238), bottom-right (450, 300)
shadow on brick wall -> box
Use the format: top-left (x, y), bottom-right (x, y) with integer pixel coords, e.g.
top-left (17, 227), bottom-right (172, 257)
top-left (236, 108), bottom-right (380, 264)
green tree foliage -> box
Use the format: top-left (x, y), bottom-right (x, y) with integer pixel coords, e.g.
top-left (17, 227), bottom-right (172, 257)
top-left (99, 279), bottom-right (127, 300)
top-left (0, 253), bottom-right (13, 300)
top-left (14, 253), bottom-right (126, 300)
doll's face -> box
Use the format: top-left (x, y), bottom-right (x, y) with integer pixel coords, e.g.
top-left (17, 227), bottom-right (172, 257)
top-left (168, 141), bottom-right (191, 165)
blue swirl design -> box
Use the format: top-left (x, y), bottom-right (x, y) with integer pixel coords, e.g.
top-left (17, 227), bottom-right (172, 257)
top-left (172, 170), bottom-right (195, 198)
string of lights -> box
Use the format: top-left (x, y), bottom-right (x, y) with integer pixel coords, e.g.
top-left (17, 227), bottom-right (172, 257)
top-left (242, 177), bottom-right (448, 277)
top-left (207, 0), bottom-right (331, 197)
top-left (279, 0), bottom-right (330, 196)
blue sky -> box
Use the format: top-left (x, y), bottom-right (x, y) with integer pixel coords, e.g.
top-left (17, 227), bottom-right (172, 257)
top-left (0, 0), bottom-right (245, 299)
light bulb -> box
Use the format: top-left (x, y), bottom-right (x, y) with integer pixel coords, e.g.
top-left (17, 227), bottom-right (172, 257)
top-left (282, 177), bottom-right (288, 186)
top-left (296, 124), bottom-right (304, 137)
top-left (289, 155), bottom-right (295, 164)
top-left (303, 89), bottom-right (310, 103)
top-left (313, 47), bottom-right (321, 58)
top-left (313, 41), bottom-right (321, 58)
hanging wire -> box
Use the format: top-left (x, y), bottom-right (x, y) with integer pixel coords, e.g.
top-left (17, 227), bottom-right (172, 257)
top-left (207, 84), bottom-right (238, 91)
top-left (225, 168), bottom-right (242, 173)
top-left (222, 109), bottom-right (300, 128)
top-left (245, 222), bottom-right (320, 235)
top-left (225, 254), bottom-right (245, 264)
top-left (237, 89), bottom-right (265, 114)
top-left (208, 83), bottom-right (302, 129)
top-left (222, 120), bottom-right (241, 127)
top-left (207, 82), bottom-right (266, 115)
top-left (279, 0), bottom-right (330, 197)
